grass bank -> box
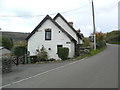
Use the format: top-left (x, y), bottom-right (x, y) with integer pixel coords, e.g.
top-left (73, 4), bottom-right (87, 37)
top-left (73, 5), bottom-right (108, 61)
top-left (108, 42), bottom-right (120, 45)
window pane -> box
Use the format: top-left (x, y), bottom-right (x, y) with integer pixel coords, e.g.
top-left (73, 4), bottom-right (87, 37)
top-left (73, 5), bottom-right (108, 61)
top-left (45, 30), bottom-right (51, 40)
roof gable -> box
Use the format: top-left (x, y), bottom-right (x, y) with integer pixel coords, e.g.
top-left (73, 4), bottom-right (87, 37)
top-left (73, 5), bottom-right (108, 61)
top-left (26, 15), bottom-right (76, 42)
top-left (54, 13), bottom-right (82, 39)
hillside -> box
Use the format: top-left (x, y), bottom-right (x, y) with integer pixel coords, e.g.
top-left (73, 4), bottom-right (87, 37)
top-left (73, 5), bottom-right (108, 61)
top-left (1, 31), bottom-right (30, 42)
top-left (105, 30), bottom-right (120, 44)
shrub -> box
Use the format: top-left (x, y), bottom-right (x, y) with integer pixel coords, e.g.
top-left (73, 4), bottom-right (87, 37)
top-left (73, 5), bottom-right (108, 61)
top-left (13, 46), bottom-right (27, 57)
top-left (37, 46), bottom-right (48, 61)
top-left (2, 56), bottom-right (12, 74)
top-left (96, 41), bottom-right (106, 49)
top-left (13, 46), bottom-right (27, 65)
top-left (48, 58), bottom-right (56, 61)
top-left (58, 47), bottom-right (69, 60)
top-left (82, 38), bottom-right (90, 47)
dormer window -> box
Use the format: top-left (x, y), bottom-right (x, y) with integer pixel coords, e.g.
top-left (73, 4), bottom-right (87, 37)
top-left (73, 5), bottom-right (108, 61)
top-left (45, 29), bottom-right (51, 40)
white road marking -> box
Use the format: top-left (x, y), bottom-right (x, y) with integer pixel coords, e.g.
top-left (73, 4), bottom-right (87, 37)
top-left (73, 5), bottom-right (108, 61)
top-left (1, 58), bottom-right (87, 88)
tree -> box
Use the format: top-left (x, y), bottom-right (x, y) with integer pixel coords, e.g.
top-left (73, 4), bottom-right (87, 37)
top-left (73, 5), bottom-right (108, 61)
top-left (96, 32), bottom-right (106, 42)
top-left (13, 40), bottom-right (27, 65)
top-left (82, 38), bottom-right (90, 47)
top-left (95, 32), bottom-right (106, 49)
top-left (13, 46), bottom-right (27, 65)
top-left (14, 46), bottom-right (26, 57)
top-left (1, 36), bottom-right (13, 50)
top-left (15, 40), bottom-right (27, 47)
top-left (105, 30), bottom-right (120, 44)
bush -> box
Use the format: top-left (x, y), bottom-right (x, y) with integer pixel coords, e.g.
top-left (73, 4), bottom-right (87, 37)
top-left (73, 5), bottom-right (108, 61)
top-left (82, 38), bottom-right (90, 47)
top-left (96, 41), bottom-right (106, 49)
top-left (105, 30), bottom-right (120, 44)
top-left (2, 56), bottom-right (12, 74)
top-left (37, 46), bottom-right (48, 61)
top-left (58, 47), bottom-right (69, 60)
top-left (13, 46), bottom-right (27, 57)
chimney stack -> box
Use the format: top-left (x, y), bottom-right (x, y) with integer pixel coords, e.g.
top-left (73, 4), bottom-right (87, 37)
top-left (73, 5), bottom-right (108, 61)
top-left (77, 29), bottom-right (81, 33)
top-left (68, 22), bottom-right (73, 27)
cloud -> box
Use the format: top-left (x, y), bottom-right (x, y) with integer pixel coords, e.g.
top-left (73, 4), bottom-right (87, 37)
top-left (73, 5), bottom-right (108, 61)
top-left (0, 0), bottom-right (118, 37)
top-left (80, 25), bottom-right (102, 37)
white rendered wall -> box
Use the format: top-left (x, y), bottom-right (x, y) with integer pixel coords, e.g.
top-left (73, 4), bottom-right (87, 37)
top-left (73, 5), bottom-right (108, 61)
top-left (28, 19), bottom-right (75, 59)
top-left (55, 17), bottom-right (78, 42)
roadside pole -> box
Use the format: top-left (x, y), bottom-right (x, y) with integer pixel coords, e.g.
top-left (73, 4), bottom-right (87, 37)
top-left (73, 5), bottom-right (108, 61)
top-left (91, 0), bottom-right (96, 50)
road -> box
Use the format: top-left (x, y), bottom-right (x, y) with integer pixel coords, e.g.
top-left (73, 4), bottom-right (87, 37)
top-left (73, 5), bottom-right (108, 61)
top-left (2, 44), bottom-right (118, 88)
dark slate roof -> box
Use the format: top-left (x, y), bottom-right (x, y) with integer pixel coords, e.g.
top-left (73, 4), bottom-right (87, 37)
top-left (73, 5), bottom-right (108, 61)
top-left (26, 15), bottom-right (76, 42)
top-left (53, 13), bottom-right (82, 39)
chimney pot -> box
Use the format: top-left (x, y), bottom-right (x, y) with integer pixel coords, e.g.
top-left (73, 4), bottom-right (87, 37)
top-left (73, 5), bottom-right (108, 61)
top-left (68, 22), bottom-right (73, 27)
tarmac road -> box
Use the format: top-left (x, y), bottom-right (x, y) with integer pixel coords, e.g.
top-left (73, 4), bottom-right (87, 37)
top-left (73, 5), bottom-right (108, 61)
top-left (2, 44), bottom-right (118, 88)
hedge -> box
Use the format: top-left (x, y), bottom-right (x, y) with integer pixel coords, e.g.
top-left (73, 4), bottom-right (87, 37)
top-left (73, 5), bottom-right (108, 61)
top-left (58, 47), bottom-right (69, 60)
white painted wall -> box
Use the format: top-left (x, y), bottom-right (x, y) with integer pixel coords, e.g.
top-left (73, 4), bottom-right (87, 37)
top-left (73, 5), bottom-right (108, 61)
top-left (55, 17), bottom-right (84, 44)
top-left (55, 17), bottom-right (79, 42)
top-left (28, 19), bottom-right (75, 59)
top-left (119, 1), bottom-right (120, 30)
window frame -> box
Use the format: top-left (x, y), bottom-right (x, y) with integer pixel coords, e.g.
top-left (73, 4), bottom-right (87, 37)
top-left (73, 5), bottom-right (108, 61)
top-left (45, 29), bottom-right (52, 40)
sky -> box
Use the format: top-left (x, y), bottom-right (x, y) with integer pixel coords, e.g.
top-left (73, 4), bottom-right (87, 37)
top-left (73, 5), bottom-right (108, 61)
top-left (0, 0), bottom-right (119, 37)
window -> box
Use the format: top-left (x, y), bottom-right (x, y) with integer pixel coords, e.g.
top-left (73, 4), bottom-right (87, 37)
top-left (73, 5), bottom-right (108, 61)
top-left (45, 29), bottom-right (51, 40)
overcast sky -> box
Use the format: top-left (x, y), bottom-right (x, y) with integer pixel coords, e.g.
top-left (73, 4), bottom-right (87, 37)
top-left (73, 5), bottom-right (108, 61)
top-left (0, 0), bottom-right (119, 37)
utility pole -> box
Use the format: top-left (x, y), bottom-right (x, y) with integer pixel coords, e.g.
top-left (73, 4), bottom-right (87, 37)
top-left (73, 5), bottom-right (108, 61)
top-left (91, 0), bottom-right (96, 50)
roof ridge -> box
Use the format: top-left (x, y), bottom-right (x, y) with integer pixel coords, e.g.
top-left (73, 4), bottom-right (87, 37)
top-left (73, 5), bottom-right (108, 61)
top-left (26, 14), bottom-right (76, 42)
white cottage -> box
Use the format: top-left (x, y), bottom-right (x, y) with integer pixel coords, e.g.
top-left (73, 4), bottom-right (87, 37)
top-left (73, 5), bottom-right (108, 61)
top-left (26, 13), bottom-right (84, 60)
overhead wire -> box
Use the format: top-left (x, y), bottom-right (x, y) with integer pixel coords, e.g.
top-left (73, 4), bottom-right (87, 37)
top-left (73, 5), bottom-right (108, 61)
top-left (0, 3), bottom-right (89, 18)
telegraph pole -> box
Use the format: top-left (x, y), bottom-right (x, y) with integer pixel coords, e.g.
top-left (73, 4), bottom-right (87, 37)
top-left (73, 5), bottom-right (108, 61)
top-left (91, 0), bottom-right (96, 50)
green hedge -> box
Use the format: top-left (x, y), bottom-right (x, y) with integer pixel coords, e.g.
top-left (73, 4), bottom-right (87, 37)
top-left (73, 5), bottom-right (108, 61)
top-left (58, 47), bottom-right (69, 60)
top-left (2, 56), bottom-right (12, 74)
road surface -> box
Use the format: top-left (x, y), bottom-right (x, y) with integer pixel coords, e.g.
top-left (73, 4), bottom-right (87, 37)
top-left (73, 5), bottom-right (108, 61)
top-left (2, 44), bottom-right (118, 88)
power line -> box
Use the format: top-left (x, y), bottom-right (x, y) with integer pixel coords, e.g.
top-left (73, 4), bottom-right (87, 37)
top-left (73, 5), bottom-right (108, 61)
top-left (0, 4), bottom-right (89, 18)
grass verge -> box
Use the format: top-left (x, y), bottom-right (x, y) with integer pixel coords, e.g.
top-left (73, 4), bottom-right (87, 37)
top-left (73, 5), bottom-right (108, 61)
top-left (108, 42), bottom-right (120, 45)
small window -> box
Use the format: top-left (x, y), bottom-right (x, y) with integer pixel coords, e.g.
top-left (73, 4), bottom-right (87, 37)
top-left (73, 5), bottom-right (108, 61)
top-left (45, 29), bottom-right (51, 40)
